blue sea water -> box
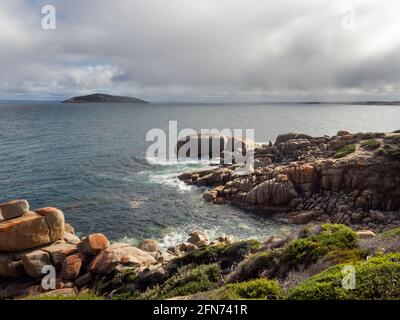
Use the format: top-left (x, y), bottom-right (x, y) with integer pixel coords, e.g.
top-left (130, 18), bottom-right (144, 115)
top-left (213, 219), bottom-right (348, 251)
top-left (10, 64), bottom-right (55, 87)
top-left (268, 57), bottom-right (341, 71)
top-left (0, 102), bottom-right (399, 246)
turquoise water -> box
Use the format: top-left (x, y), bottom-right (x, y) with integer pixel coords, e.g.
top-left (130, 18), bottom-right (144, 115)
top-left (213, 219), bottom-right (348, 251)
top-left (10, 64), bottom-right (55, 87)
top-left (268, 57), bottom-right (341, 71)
top-left (0, 102), bottom-right (399, 246)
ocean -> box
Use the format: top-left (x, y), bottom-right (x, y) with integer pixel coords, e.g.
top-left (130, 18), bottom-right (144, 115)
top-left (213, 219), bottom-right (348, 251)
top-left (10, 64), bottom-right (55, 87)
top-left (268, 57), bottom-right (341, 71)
top-left (1, 102), bottom-right (399, 247)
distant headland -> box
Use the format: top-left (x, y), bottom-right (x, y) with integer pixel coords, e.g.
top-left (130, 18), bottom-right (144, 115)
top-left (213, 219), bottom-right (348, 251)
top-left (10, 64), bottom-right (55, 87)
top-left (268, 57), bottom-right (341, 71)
top-left (62, 93), bottom-right (148, 103)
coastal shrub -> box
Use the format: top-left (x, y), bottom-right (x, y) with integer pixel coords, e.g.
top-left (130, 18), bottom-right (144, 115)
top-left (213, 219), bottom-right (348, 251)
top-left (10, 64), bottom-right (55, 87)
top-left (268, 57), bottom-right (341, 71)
top-left (93, 270), bottom-right (137, 295)
top-left (393, 130), bottom-right (400, 133)
top-left (167, 244), bottom-right (227, 273)
top-left (138, 264), bottom-right (222, 299)
top-left (382, 145), bottom-right (400, 160)
top-left (25, 292), bottom-right (103, 300)
top-left (169, 240), bottom-right (260, 273)
top-left (323, 248), bottom-right (367, 264)
top-left (360, 139), bottom-right (381, 150)
top-left (219, 240), bottom-right (261, 269)
top-left (282, 238), bottom-right (326, 267)
top-left (333, 144), bottom-right (356, 159)
top-left (281, 224), bottom-right (357, 268)
top-left (225, 278), bottom-right (281, 300)
top-left (380, 227), bottom-right (400, 239)
top-left (226, 251), bottom-right (281, 283)
top-left (313, 224), bottom-right (358, 249)
top-left (287, 253), bottom-right (400, 300)
top-left (228, 224), bottom-right (358, 282)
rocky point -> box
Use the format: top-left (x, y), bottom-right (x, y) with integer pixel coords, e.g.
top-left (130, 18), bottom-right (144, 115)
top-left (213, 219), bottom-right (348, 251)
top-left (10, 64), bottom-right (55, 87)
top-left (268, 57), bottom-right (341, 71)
top-left (178, 130), bottom-right (400, 232)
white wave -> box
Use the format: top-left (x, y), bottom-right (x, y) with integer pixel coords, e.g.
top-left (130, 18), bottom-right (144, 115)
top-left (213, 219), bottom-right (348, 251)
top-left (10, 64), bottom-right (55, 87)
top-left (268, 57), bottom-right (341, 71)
top-left (146, 156), bottom-right (220, 167)
top-left (159, 225), bottom-right (234, 249)
top-left (148, 172), bottom-right (194, 191)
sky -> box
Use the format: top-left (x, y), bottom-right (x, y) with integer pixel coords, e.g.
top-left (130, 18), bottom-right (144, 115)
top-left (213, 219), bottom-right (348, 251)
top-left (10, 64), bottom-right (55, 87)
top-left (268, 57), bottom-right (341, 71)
top-left (1, 0), bottom-right (400, 102)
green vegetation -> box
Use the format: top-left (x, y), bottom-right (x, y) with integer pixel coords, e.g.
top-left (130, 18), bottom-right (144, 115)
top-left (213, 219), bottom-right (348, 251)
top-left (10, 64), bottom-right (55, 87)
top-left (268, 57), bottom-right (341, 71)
top-left (169, 240), bottom-right (260, 272)
top-left (379, 227), bottom-right (400, 239)
top-left (382, 145), bottom-right (400, 160)
top-left (228, 224), bottom-right (358, 282)
top-left (282, 224), bottom-right (358, 266)
top-left (37, 224), bottom-right (400, 301)
top-left (392, 130), bottom-right (400, 134)
top-left (360, 139), bottom-right (381, 150)
top-left (137, 264), bottom-right (222, 299)
top-left (333, 144), bottom-right (356, 159)
top-left (25, 292), bottom-right (103, 300)
top-left (215, 278), bottom-right (281, 300)
top-left (93, 269), bottom-right (138, 295)
top-left (287, 253), bottom-right (400, 300)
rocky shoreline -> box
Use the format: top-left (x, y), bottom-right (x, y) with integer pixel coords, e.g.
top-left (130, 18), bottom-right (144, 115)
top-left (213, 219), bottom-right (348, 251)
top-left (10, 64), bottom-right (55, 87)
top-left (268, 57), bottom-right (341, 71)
top-left (1, 129), bottom-right (400, 300)
top-left (0, 200), bottom-right (233, 299)
top-left (1, 198), bottom-right (400, 300)
top-left (178, 130), bottom-right (400, 232)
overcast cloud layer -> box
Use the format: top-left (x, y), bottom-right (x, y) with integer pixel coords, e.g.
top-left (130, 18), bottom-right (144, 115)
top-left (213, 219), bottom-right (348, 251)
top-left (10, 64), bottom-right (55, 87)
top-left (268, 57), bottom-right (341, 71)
top-left (1, 0), bottom-right (400, 102)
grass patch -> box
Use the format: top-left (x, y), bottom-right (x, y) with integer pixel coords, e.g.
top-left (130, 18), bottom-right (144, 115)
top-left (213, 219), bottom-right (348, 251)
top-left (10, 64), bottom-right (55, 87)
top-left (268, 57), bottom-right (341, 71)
top-left (287, 253), bottom-right (400, 300)
top-left (333, 144), bottom-right (356, 159)
top-left (25, 292), bottom-right (103, 300)
top-left (169, 240), bottom-right (260, 272)
top-left (361, 139), bottom-right (381, 150)
top-left (228, 224), bottom-right (358, 282)
top-left (381, 145), bottom-right (400, 160)
top-left (222, 278), bottom-right (281, 300)
top-left (392, 130), bottom-right (400, 134)
top-left (282, 224), bottom-right (358, 267)
top-left (379, 227), bottom-right (400, 239)
top-left (137, 264), bottom-right (222, 299)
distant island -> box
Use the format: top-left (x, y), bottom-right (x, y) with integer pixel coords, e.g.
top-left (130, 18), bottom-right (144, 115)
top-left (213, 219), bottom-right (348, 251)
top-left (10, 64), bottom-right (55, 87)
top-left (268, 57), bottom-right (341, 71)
top-left (62, 93), bottom-right (148, 103)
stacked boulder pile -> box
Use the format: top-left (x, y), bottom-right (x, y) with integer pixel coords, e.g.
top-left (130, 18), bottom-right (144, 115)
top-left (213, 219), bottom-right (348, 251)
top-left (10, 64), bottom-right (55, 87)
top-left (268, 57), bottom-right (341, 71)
top-left (179, 131), bottom-right (400, 232)
top-left (0, 200), bottom-right (232, 299)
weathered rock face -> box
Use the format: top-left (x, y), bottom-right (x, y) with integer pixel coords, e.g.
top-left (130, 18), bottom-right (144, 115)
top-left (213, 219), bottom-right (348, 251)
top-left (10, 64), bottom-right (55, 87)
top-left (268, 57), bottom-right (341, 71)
top-left (77, 233), bottom-right (110, 255)
top-left (179, 131), bottom-right (400, 229)
top-left (0, 254), bottom-right (24, 278)
top-left (0, 200), bottom-right (29, 221)
top-left (176, 133), bottom-right (254, 161)
top-left (0, 208), bottom-right (65, 252)
top-left (187, 230), bottom-right (209, 247)
top-left (22, 250), bottom-right (51, 278)
top-left (42, 243), bottom-right (78, 269)
top-left (0, 214), bottom-right (51, 252)
top-left (89, 243), bottom-right (157, 274)
top-left (138, 239), bottom-right (160, 253)
top-left (61, 253), bottom-right (86, 280)
top-left (35, 207), bottom-right (65, 242)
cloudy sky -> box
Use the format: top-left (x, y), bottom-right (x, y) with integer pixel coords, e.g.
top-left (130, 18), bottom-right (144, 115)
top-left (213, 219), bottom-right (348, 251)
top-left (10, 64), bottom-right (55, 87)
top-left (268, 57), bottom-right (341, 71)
top-left (1, 0), bottom-right (400, 102)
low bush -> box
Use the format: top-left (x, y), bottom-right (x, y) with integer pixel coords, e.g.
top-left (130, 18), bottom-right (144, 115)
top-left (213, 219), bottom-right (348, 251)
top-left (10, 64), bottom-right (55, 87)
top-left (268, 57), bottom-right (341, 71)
top-left (382, 145), bottom-right (400, 160)
top-left (225, 278), bottom-right (281, 299)
top-left (333, 144), bottom-right (356, 159)
top-left (25, 292), bottom-right (103, 300)
top-left (360, 139), bottom-right (381, 150)
top-left (287, 253), bottom-right (400, 300)
top-left (169, 240), bottom-right (260, 273)
top-left (138, 264), bottom-right (222, 299)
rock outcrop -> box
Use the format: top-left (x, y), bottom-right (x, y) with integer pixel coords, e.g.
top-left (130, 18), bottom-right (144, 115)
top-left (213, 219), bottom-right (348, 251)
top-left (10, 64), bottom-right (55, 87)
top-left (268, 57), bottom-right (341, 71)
top-left (0, 199), bottom-right (235, 299)
top-left (179, 131), bottom-right (400, 231)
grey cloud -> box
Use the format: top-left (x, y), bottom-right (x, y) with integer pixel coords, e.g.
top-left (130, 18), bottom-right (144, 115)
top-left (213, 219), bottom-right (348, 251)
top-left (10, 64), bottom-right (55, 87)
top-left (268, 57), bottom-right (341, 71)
top-left (1, 0), bottom-right (400, 101)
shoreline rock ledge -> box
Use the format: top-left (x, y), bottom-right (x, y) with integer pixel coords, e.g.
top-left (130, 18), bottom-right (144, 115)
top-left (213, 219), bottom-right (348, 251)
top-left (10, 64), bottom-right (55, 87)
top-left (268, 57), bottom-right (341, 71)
top-left (178, 130), bottom-right (400, 232)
